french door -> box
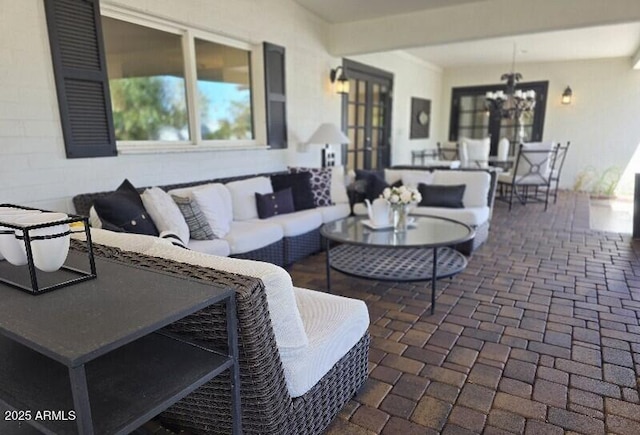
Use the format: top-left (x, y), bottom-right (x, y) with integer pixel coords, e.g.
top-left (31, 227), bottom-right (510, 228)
top-left (341, 60), bottom-right (393, 171)
top-left (449, 81), bottom-right (548, 156)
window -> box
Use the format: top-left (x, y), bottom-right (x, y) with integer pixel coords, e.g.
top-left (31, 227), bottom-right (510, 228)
top-left (195, 39), bottom-right (253, 140)
top-left (449, 82), bottom-right (548, 155)
top-left (101, 14), bottom-right (254, 145)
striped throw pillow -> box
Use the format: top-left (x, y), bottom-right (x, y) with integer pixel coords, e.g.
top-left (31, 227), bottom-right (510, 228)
top-left (171, 195), bottom-right (215, 240)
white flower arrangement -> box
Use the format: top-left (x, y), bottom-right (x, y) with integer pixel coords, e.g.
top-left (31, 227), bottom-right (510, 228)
top-left (381, 185), bottom-right (422, 206)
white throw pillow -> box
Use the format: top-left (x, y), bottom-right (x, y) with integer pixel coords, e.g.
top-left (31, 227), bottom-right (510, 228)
top-left (225, 177), bottom-right (273, 221)
top-left (330, 166), bottom-right (350, 204)
top-left (141, 187), bottom-right (190, 244)
top-left (191, 183), bottom-right (234, 238)
top-left (402, 171), bottom-right (435, 189)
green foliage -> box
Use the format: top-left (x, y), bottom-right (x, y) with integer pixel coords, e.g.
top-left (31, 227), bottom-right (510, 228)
top-left (110, 76), bottom-right (188, 141)
top-left (573, 165), bottom-right (622, 197)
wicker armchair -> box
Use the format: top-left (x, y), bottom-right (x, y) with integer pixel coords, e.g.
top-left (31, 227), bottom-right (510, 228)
top-left (74, 241), bottom-right (369, 434)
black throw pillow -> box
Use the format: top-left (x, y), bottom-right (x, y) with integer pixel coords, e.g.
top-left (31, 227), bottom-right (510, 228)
top-left (93, 179), bottom-right (159, 236)
top-left (270, 173), bottom-right (315, 211)
top-left (355, 169), bottom-right (387, 201)
top-left (417, 183), bottom-right (466, 208)
top-left (256, 188), bottom-right (295, 219)
top-left (354, 170), bottom-right (403, 201)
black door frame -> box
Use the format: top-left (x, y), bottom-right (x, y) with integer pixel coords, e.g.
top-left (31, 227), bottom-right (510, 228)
top-left (341, 59), bottom-right (394, 170)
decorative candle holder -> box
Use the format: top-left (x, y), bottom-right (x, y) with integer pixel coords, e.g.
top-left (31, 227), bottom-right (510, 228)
top-left (0, 204), bottom-right (96, 295)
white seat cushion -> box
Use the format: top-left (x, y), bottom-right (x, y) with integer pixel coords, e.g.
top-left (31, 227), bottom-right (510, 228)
top-left (225, 177), bottom-right (273, 221)
top-left (411, 206), bottom-right (490, 226)
top-left (80, 228), bottom-right (310, 369)
top-left (186, 238), bottom-right (231, 257)
top-left (74, 227), bottom-right (171, 252)
top-left (433, 170), bottom-right (490, 208)
top-left (287, 286), bottom-right (369, 397)
top-left (224, 220), bottom-right (283, 254)
top-left (250, 209), bottom-right (322, 237)
top-left (140, 243), bottom-right (310, 366)
top-left (319, 203), bottom-right (351, 223)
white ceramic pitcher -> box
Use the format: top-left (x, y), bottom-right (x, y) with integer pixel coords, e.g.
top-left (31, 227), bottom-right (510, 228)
top-left (364, 198), bottom-right (390, 227)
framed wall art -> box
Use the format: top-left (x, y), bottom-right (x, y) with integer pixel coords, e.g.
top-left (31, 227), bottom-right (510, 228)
top-left (410, 97), bottom-right (431, 139)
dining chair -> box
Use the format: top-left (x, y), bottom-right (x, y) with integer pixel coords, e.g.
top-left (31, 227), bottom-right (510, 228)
top-left (548, 141), bottom-right (571, 204)
top-left (459, 137), bottom-right (491, 167)
top-left (437, 142), bottom-right (459, 160)
top-left (497, 141), bottom-right (558, 211)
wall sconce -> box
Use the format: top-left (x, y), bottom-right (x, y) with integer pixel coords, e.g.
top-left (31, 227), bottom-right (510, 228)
top-left (330, 66), bottom-right (350, 95)
top-left (561, 86), bottom-right (573, 105)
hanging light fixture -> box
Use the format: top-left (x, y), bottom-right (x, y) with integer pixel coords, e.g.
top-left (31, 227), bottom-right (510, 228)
top-left (485, 44), bottom-right (536, 143)
top-left (330, 66), bottom-right (350, 95)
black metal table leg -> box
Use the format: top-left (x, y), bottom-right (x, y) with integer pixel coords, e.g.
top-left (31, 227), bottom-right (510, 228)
top-left (431, 247), bottom-right (437, 314)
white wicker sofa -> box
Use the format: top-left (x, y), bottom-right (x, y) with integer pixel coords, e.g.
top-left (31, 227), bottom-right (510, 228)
top-left (73, 168), bottom-right (351, 267)
top-left (352, 168), bottom-right (498, 254)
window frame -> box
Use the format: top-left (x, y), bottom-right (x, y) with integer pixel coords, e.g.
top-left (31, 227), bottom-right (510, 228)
top-left (100, 5), bottom-right (266, 154)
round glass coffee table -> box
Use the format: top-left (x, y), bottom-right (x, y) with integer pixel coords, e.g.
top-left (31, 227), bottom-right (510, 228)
top-left (321, 216), bottom-right (475, 314)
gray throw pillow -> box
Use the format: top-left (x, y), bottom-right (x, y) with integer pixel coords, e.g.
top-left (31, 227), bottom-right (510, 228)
top-left (171, 195), bottom-right (215, 240)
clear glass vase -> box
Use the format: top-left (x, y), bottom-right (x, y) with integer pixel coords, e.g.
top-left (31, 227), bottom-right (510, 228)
top-left (391, 204), bottom-right (408, 232)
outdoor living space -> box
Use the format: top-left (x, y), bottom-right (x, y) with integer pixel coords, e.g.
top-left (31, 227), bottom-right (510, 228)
top-left (4, 0), bottom-right (640, 434)
top-left (291, 191), bottom-right (640, 434)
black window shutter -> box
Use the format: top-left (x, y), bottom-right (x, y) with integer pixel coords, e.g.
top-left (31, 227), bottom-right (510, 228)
top-left (263, 42), bottom-right (287, 149)
top-left (44, 0), bottom-right (117, 158)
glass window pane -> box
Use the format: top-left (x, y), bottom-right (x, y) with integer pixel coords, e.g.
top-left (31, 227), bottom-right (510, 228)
top-left (103, 17), bottom-right (189, 141)
top-left (348, 104), bottom-right (356, 126)
top-left (348, 79), bottom-right (357, 103)
top-left (357, 105), bottom-right (365, 126)
top-left (357, 81), bottom-right (366, 103)
top-left (195, 38), bottom-right (253, 140)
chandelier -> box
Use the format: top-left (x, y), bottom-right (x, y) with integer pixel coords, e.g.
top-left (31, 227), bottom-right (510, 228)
top-left (485, 45), bottom-right (536, 121)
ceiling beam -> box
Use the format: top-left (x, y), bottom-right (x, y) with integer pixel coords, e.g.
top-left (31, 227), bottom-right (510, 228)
top-left (329, 0), bottom-right (640, 56)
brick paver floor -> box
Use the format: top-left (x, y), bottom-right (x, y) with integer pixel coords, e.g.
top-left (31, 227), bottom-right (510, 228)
top-left (289, 191), bottom-right (640, 434)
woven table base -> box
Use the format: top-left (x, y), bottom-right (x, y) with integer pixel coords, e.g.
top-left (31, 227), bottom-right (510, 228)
top-left (329, 245), bottom-right (467, 281)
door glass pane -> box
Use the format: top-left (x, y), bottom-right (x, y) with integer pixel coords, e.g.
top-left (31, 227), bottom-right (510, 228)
top-left (357, 81), bottom-right (366, 103)
top-left (357, 105), bottom-right (365, 126)
top-left (348, 79), bottom-right (357, 103)
top-left (372, 84), bottom-right (380, 105)
top-left (371, 128), bottom-right (379, 147)
top-left (102, 17), bottom-right (189, 141)
top-left (348, 104), bottom-right (356, 127)
top-left (195, 38), bottom-right (253, 140)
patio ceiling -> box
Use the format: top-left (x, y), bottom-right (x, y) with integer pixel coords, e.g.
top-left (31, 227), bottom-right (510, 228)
top-left (294, 0), bottom-right (640, 68)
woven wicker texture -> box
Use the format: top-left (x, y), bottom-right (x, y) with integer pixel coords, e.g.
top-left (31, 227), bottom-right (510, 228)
top-left (330, 245), bottom-right (467, 281)
top-left (71, 240), bottom-right (369, 434)
top-left (284, 229), bottom-right (321, 266)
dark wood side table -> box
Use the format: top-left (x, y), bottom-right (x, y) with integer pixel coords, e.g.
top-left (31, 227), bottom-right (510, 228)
top-left (0, 253), bottom-right (241, 435)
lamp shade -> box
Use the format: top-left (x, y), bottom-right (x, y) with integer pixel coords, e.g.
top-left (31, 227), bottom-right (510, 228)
top-left (306, 123), bottom-right (349, 145)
